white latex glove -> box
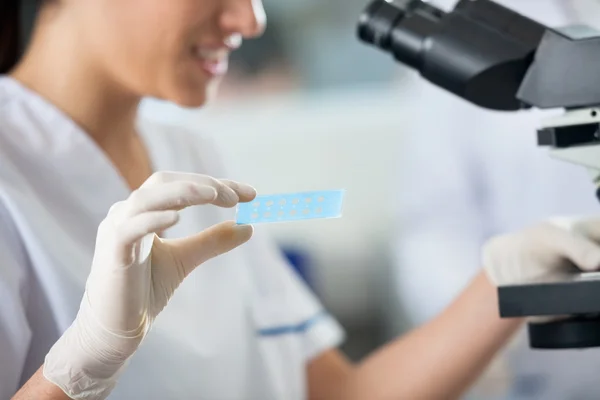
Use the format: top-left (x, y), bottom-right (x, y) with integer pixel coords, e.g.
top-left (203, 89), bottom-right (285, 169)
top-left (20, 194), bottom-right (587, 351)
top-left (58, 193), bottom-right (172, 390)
top-left (483, 217), bottom-right (600, 287)
top-left (43, 172), bottom-right (256, 399)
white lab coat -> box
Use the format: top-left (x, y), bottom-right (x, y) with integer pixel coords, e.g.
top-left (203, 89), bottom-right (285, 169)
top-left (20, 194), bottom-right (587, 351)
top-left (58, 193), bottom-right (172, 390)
top-left (391, 45), bottom-right (600, 400)
top-left (0, 77), bottom-right (344, 400)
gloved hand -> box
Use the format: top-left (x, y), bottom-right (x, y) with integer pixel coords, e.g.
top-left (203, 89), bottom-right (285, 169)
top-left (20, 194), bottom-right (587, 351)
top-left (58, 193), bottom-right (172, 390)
top-left (483, 217), bottom-right (600, 287)
top-left (43, 171), bottom-right (256, 400)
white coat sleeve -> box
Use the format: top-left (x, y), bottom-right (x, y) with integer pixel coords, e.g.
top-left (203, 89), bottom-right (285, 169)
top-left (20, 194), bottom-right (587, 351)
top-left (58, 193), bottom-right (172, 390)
top-left (0, 205), bottom-right (32, 398)
top-left (392, 83), bottom-right (493, 328)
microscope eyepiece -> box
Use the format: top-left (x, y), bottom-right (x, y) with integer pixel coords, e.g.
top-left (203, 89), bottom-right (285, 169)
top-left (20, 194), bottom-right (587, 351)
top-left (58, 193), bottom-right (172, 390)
top-left (357, 0), bottom-right (445, 70)
top-left (357, 0), bottom-right (546, 110)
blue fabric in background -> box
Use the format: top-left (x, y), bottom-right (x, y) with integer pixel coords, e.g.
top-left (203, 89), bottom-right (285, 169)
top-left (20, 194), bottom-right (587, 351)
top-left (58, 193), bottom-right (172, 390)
top-left (281, 247), bottom-right (313, 289)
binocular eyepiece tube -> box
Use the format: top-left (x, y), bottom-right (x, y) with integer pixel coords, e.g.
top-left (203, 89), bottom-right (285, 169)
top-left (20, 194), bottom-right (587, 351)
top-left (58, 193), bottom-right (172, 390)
top-left (357, 0), bottom-right (446, 70)
top-left (356, 0), bottom-right (546, 111)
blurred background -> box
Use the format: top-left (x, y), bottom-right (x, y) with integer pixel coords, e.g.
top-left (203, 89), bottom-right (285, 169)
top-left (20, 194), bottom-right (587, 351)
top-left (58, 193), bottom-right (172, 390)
top-left (139, 1), bottom-right (600, 399)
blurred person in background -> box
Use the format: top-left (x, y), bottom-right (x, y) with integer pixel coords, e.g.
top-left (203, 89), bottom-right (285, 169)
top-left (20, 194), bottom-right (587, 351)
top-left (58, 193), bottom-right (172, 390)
top-left (4, 0), bottom-right (600, 400)
top-left (392, 1), bottom-right (600, 399)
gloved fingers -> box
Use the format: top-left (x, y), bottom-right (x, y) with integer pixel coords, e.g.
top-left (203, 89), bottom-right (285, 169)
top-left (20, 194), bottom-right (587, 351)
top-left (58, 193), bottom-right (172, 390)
top-left (117, 210), bottom-right (180, 245)
top-left (161, 221), bottom-right (253, 278)
top-left (573, 218), bottom-right (600, 243)
top-left (125, 181), bottom-right (218, 216)
top-left (483, 223), bottom-right (600, 287)
top-left (556, 231), bottom-right (600, 272)
top-left (219, 179), bottom-right (257, 203)
top-left (186, 176), bottom-right (239, 208)
top-left (140, 171), bottom-right (253, 208)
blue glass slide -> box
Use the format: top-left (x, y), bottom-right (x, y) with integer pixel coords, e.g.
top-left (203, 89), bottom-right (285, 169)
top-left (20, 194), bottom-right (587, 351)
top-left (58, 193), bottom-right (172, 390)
top-left (236, 190), bottom-right (345, 225)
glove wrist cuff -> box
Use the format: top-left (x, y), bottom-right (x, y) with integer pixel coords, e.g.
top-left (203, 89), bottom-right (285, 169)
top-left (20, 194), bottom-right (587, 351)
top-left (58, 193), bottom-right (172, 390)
top-left (43, 295), bottom-right (145, 399)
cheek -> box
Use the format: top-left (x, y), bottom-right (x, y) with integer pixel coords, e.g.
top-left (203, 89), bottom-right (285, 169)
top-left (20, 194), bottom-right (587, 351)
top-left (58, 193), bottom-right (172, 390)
top-left (84, 2), bottom-right (194, 95)
top-left (79, 0), bottom-right (217, 106)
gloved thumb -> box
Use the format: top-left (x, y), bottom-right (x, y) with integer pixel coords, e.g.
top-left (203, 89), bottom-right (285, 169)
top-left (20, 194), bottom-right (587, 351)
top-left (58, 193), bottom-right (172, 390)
top-left (160, 221), bottom-right (253, 279)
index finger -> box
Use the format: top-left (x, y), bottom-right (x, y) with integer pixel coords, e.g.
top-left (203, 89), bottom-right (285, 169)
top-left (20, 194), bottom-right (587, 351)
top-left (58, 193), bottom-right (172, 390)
top-left (220, 179), bottom-right (257, 203)
top-left (141, 171), bottom-right (256, 207)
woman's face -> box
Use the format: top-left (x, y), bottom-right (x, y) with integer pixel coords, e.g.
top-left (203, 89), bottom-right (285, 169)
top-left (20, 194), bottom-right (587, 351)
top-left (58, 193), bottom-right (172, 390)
top-left (69, 0), bottom-right (266, 107)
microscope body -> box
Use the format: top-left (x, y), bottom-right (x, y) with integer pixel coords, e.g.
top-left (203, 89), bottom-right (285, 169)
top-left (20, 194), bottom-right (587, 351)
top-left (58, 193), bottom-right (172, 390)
top-left (358, 0), bottom-right (600, 349)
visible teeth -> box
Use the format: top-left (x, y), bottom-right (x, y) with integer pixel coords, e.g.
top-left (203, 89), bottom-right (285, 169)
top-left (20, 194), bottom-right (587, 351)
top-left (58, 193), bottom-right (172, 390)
top-left (225, 34), bottom-right (242, 50)
top-left (196, 48), bottom-right (228, 61)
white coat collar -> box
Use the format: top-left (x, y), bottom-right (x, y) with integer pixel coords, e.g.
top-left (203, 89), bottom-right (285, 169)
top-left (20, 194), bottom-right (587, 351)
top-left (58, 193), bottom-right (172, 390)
top-left (0, 76), bottom-right (163, 222)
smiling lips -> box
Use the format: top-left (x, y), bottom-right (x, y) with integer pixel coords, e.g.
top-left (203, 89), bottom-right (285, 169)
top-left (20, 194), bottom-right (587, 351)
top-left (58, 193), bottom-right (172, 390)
top-left (193, 46), bottom-right (231, 77)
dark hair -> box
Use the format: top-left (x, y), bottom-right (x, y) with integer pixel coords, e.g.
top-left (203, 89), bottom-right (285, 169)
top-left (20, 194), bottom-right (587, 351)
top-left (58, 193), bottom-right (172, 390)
top-left (0, 0), bottom-right (21, 74)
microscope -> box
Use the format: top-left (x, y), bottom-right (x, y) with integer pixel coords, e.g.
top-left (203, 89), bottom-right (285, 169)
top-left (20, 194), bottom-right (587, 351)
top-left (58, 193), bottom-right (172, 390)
top-left (357, 0), bottom-right (600, 350)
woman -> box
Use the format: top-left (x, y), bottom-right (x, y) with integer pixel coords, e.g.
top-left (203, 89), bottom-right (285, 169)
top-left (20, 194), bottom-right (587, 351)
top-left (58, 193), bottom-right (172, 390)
top-left (2, 1), bottom-right (600, 399)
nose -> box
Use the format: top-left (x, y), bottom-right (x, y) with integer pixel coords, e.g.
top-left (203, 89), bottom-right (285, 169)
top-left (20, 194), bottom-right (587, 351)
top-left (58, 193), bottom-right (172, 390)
top-left (220, 0), bottom-right (267, 39)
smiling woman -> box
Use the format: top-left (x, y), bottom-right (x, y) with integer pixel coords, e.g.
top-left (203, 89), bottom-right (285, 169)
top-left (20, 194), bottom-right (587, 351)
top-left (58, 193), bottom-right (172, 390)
top-left (7, 0), bottom-right (265, 106)
top-left (0, 1), bottom-right (348, 399)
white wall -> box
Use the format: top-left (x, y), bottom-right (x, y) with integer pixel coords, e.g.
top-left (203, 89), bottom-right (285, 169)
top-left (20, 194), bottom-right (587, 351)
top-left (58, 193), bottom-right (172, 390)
top-left (140, 84), bottom-right (413, 326)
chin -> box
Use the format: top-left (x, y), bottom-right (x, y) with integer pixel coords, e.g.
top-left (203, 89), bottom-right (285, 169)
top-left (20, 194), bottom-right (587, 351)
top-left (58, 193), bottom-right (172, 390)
top-left (169, 89), bottom-right (208, 108)
top-left (173, 94), bottom-right (208, 108)
top-left (169, 78), bottom-right (222, 109)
